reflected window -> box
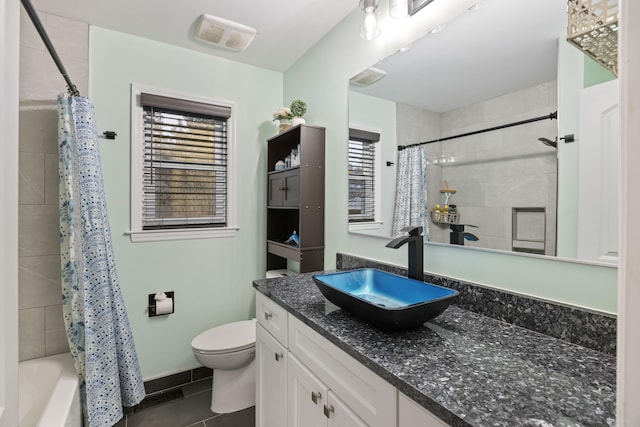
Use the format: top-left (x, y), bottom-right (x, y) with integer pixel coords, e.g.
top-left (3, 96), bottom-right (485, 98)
top-left (348, 128), bottom-right (380, 223)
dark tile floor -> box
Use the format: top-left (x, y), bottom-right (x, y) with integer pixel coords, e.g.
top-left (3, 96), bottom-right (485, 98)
top-left (113, 378), bottom-right (255, 427)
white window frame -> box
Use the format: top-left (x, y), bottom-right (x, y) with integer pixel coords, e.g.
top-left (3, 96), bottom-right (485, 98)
top-left (128, 84), bottom-right (238, 242)
top-left (348, 125), bottom-right (382, 232)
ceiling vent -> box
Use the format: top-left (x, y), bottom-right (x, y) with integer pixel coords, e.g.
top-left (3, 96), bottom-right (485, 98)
top-left (349, 67), bottom-right (387, 86)
top-left (194, 14), bottom-right (256, 52)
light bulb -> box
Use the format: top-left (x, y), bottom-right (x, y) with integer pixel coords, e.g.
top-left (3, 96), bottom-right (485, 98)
top-left (359, 0), bottom-right (381, 40)
top-left (361, 10), bottom-right (380, 40)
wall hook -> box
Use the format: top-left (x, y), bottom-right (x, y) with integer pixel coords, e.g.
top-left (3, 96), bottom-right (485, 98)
top-left (102, 131), bottom-right (117, 140)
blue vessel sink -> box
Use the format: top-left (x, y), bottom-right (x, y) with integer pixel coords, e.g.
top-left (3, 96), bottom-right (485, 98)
top-left (312, 268), bottom-right (458, 331)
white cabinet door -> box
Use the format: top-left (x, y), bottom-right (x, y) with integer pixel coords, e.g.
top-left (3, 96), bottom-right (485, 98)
top-left (288, 354), bottom-right (369, 427)
top-left (398, 392), bottom-right (448, 427)
top-left (256, 324), bottom-right (287, 427)
top-left (288, 354), bottom-right (327, 427)
top-left (327, 391), bottom-right (368, 427)
top-left (288, 316), bottom-right (396, 427)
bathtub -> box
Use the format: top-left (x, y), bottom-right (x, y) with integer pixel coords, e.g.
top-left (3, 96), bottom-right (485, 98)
top-left (18, 353), bottom-right (82, 427)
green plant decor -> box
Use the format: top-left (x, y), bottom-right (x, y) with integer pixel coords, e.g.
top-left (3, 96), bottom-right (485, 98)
top-left (290, 99), bottom-right (307, 118)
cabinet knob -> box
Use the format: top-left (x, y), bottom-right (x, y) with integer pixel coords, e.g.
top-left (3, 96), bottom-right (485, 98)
top-left (274, 352), bottom-right (284, 362)
top-left (264, 312), bottom-right (273, 320)
top-left (311, 391), bottom-right (322, 404)
top-left (323, 404), bottom-right (335, 418)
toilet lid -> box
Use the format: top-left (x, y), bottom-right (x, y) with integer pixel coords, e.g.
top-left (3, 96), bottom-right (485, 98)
top-left (192, 319), bottom-right (256, 353)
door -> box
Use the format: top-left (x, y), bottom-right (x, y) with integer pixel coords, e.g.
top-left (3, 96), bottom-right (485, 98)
top-left (282, 172), bottom-right (300, 207)
top-left (268, 174), bottom-right (284, 207)
top-left (326, 391), bottom-right (369, 427)
top-left (288, 354), bottom-right (327, 427)
top-left (256, 324), bottom-right (287, 427)
top-left (577, 79), bottom-right (619, 264)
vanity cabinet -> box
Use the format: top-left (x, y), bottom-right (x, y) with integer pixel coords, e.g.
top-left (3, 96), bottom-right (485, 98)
top-left (288, 354), bottom-right (367, 427)
top-left (266, 125), bottom-right (325, 273)
top-left (256, 291), bottom-right (448, 427)
top-left (256, 324), bottom-right (287, 427)
top-left (256, 292), bottom-right (288, 427)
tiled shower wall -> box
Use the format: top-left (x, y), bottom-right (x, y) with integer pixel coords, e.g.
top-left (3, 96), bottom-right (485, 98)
top-left (18, 9), bottom-right (88, 360)
top-left (405, 81), bottom-right (558, 254)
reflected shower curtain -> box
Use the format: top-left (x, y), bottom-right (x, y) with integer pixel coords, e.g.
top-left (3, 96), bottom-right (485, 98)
top-left (391, 146), bottom-right (429, 238)
top-left (58, 93), bottom-right (145, 426)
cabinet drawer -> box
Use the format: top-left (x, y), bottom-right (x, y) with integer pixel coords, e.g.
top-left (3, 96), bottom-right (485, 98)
top-left (256, 291), bottom-right (288, 346)
top-left (288, 315), bottom-right (396, 427)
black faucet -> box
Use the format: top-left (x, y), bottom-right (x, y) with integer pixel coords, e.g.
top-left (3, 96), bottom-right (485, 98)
top-left (385, 226), bottom-right (424, 282)
top-left (449, 224), bottom-right (479, 245)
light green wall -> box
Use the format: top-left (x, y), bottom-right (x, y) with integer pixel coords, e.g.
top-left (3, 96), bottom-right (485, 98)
top-left (90, 27), bottom-right (282, 379)
top-left (556, 38), bottom-right (583, 259)
top-left (584, 55), bottom-right (617, 87)
top-left (285, 2), bottom-right (617, 314)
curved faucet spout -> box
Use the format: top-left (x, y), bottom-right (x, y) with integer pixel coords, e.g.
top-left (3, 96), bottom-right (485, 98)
top-left (386, 226), bottom-right (424, 282)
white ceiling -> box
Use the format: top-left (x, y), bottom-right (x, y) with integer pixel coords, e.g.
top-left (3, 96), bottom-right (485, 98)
top-left (351, 0), bottom-right (568, 112)
top-left (31, 0), bottom-right (359, 72)
top-left (30, 0), bottom-right (567, 110)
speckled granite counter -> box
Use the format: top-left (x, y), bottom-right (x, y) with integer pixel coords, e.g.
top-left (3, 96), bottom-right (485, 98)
top-left (253, 273), bottom-right (616, 427)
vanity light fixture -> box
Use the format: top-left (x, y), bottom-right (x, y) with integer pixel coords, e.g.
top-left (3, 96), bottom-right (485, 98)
top-left (389, 0), bottom-right (409, 18)
top-left (360, 0), bottom-right (381, 40)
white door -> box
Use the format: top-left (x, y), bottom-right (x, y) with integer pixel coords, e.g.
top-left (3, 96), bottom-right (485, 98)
top-left (577, 79), bottom-right (619, 264)
top-left (326, 391), bottom-right (368, 427)
top-left (288, 354), bottom-right (327, 427)
top-left (256, 325), bottom-right (288, 427)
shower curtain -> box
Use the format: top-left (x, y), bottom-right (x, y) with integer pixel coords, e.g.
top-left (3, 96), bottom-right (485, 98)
top-left (57, 93), bottom-right (145, 426)
top-left (391, 146), bottom-right (429, 238)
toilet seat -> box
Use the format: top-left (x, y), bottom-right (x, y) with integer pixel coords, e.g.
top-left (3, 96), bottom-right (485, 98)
top-left (191, 319), bottom-right (256, 355)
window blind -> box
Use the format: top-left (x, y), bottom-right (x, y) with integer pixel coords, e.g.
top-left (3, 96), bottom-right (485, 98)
top-left (142, 94), bottom-right (229, 229)
top-left (348, 128), bottom-right (379, 223)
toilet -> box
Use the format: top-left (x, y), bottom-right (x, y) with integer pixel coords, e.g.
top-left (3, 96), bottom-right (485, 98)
top-left (191, 318), bottom-right (257, 413)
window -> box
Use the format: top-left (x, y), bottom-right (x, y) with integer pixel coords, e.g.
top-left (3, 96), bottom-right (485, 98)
top-left (130, 86), bottom-right (236, 242)
top-left (348, 128), bottom-right (380, 223)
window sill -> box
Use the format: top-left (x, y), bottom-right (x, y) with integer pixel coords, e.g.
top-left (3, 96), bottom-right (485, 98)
top-left (127, 227), bottom-right (239, 243)
top-left (349, 221), bottom-right (383, 232)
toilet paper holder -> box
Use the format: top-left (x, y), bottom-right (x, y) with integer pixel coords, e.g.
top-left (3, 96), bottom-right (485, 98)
top-left (148, 291), bottom-right (175, 317)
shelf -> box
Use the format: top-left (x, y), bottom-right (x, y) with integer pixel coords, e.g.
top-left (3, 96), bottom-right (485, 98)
top-left (268, 166), bottom-right (300, 175)
top-left (266, 124), bottom-right (325, 273)
top-left (431, 210), bottom-right (459, 224)
top-left (267, 240), bottom-right (300, 262)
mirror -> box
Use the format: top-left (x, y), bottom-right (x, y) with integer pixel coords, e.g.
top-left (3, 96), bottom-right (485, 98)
top-left (348, 0), bottom-right (619, 265)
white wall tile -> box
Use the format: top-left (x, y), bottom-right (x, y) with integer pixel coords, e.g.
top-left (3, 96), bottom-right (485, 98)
top-left (18, 151), bottom-right (45, 204)
top-left (45, 304), bottom-right (65, 331)
top-left (19, 307), bottom-right (45, 361)
top-left (19, 255), bottom-right (62, 309)
top-left (44, 153), bottom-right (59, 205)
top-left (19, 106), bottom-right (58, 154)
top-left (46, 13), bottom-right (89, 59)
top-left (19, 8), bottom-right (46, 51)
top-left (18, 204), bottom-right (60, 257)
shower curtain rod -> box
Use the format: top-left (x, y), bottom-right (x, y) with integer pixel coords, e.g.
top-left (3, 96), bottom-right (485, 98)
top-left (397, 111), bottom-right (558, 151)
top-left (20, 0), bottom-right (80, 96)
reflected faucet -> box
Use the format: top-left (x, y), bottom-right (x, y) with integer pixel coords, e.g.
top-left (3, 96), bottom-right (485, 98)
top-left (386, 226), bottom-right (424, 282)
top-left (450, 224), bottom-right (479, 245)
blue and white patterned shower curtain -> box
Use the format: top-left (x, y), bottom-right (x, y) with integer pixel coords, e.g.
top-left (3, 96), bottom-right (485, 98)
top-left (391, 146), bottom-right (429, 238)
top-left (57, 93), bottom-right (145, 426)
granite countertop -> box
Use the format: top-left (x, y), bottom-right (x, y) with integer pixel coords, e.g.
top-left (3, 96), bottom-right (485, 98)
top-left (253, 272), bottom-right (616, 427)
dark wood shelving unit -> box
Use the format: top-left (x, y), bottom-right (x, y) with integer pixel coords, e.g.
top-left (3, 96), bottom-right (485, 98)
top-left (266, 124), bottom-right (325, 273)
